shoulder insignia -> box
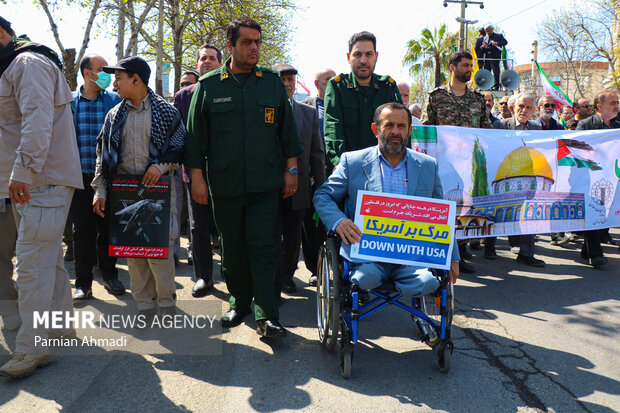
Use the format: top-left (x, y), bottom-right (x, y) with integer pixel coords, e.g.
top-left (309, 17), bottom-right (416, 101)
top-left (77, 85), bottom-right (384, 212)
top-left (388, 77), bottom-right (394, 84)
top-left (256, 70), bottom-right (262, 77)
top-left (220, 72), bottom-right (228, 80)
top-left (333, 75), bottom-right (341, 82)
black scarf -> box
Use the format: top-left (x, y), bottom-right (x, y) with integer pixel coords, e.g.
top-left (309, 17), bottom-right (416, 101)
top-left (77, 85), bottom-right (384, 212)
top-left (0, 35), bottom-right (63, 78)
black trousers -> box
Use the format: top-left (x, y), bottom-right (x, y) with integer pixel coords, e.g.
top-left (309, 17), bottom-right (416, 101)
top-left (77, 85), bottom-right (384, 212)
top-left (274, 196), bottom-right (304, 297)
top-left (300, 205), bottom-right (326, 276)
top-left (185, 181), bottom-right (213, 282)
top-left (484, 59), bottom-right (501, 89)
top-left (582, 229), bottom-right (603, 258)
top-left (70, 173), bottom-right (118, 290)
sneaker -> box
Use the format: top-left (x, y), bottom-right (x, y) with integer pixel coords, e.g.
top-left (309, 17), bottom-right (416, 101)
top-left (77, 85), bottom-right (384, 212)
top-left (0, 353), bottom-right (51, 378)
top-left (566, 232), bottom-right (579, 242)
top-left (510, 246), bottom-right (520, 255)
top-left (72, 287), bottom-right (92, 301)
top-left (308, 274), bottom-right (318, 287)
top-left (516, 255), bottom-right (545, 268)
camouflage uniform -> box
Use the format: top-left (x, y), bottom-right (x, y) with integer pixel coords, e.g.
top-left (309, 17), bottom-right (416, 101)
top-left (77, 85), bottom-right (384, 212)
top-left (422, 84), bottom-right (492, 128)
top-left (421, 83), bottom-right (492, 266)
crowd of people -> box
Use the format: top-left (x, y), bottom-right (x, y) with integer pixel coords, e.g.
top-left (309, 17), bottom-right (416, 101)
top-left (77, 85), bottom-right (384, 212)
top-left (0, 14), bottom-right (617, 379)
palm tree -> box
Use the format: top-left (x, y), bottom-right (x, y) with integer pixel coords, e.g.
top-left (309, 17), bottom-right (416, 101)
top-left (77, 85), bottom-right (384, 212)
top-left (403, 24), bottom-right (457, 87)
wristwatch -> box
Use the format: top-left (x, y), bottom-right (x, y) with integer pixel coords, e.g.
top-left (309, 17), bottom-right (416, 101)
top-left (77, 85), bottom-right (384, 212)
top-left (285, 166), bottom-right (298, 175)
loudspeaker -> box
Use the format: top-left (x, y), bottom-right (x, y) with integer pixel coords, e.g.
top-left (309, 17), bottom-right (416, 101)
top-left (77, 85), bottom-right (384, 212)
top-left (500, 70), bottom-right (520, 91)
top-left (474, 69), bottom-right (493, 91)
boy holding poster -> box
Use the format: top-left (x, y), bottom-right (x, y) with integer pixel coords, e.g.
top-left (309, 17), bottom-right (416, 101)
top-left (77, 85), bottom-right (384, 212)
top-left (92, 57), bottom-right (185, 319)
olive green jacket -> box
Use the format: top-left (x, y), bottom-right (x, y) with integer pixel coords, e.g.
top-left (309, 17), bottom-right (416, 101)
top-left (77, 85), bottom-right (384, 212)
top-left (185, 59), bottom-right (303, 198)
top-left (323, 72), bottom-right (401, 167)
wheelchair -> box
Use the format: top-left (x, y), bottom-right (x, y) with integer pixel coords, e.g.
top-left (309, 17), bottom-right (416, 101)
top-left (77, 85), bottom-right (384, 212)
top-left (316, 233), bottom-right (454, 378)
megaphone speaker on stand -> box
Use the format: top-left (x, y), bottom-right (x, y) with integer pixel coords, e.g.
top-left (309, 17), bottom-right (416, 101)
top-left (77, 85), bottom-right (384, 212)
top-left (474, 69), bottom-right (493, 91)
top-left (500, 70), bottom-right (520, 91)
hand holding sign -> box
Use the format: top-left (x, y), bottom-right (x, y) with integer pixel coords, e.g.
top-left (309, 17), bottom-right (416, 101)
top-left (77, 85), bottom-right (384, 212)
top-left (336, 218), bottom-right (363, 245)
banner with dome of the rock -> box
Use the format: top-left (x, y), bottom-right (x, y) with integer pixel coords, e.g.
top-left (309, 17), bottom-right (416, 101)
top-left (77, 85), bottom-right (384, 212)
top-left (411, 126), bottom-right (620, 239)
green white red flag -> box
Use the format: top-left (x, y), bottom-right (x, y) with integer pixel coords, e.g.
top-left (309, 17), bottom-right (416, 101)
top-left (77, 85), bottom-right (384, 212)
top-left (536, 60), bottom-right (573, 110)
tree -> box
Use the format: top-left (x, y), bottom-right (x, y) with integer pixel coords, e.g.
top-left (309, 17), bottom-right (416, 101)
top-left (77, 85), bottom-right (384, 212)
top-left (403, 24), bottom-right (457, 88)
top-left (470, 137), bottom-right (489, 198)
top-left (35, 0), bottom-right (104, 90)
top-left (537, 1), bottom-right (620, 97)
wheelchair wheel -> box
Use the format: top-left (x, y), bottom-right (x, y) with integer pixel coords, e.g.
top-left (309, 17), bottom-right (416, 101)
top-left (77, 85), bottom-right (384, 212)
top-left (436, 340), bottom-right (453, 373)
top-left (340, 346), bottom-right (353, 379)
top-left (316, 238), bottom-right (341, 351)
top-left (417, 281), bottom-right (454, 329)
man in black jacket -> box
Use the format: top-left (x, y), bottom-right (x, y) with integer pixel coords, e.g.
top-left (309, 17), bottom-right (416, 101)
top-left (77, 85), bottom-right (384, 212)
top-left (575, 91), bottom-right (619, 267)
top-left (473, 28), bottom-right (486, 69)
top-left (482, 25), bottom-right (508, 90)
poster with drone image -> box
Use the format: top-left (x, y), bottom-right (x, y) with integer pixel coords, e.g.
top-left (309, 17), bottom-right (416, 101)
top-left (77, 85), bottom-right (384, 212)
top-left (109, 174), bottom-right (171, 259)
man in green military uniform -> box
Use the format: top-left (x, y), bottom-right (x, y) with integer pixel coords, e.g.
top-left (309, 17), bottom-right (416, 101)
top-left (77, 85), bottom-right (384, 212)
top-left (185, 18), bottom-right (303, 338)
top-left (422, 50), bottom-right (492, 275)
top-left (323, 31), bottom-right (402, 167)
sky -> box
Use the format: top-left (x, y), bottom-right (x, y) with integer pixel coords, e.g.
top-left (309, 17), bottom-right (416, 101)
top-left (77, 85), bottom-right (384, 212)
top-left (1, 0), bottom-right (569, 95)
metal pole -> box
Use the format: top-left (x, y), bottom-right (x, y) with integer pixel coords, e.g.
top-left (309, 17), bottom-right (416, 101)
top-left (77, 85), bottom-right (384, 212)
top-left (531, 40), bottom-right (538, 96)
top-left (459, 0), bottom-right (466, 51)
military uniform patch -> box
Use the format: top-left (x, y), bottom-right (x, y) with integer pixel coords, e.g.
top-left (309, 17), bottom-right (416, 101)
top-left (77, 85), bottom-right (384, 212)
top-left (265, 108), bottom-right (275, 123)
top-left (472, 115), bottom-right (479, 127)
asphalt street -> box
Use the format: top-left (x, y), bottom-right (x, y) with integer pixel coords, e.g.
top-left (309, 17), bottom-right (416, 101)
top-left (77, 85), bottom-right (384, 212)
top-left (1, 230), bottom-right (619, 412)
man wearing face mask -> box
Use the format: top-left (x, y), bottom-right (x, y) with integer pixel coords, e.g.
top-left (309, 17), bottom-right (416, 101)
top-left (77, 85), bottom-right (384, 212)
top-left (535, 95), bottom-right (564, 130)
top-left (70, 54), bottom-right (124, 301)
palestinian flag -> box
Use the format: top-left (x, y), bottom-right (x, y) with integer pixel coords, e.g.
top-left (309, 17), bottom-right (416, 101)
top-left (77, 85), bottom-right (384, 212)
top-left (536, 60), bottom-right (573, 110)
top-left (557, 139), bottom-right (602, 170)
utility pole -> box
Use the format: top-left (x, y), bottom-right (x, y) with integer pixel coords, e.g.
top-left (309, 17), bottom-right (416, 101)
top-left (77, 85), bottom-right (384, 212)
top-left (443, 0), bottom-right (485, 51)
top-left (531, 40), bottom-right (538, 96)
top-left (155, 0), bottom-right (164, 96)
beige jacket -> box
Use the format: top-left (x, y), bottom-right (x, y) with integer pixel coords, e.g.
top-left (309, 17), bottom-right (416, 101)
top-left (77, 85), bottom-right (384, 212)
top-left (0, 51), bottom-right (83, 198)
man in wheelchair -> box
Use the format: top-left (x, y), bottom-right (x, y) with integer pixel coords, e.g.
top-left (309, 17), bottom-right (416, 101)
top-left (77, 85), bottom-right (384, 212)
top-left (313, 102), bottom-right (460, 296)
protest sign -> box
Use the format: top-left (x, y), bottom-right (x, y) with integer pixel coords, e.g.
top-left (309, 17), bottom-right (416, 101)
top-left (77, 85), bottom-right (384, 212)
top-left (108, 174), bottom-right (171, 258)
top-left (350, 190), bottom-right (456, 270)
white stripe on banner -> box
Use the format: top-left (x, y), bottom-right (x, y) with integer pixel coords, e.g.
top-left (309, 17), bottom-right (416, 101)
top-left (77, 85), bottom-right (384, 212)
top-left (411, 126), bottom-right (620, 239)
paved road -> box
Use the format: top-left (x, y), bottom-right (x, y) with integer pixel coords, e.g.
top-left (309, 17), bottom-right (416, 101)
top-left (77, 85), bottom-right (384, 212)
top-left (1, 231), bottom-right (619, 412)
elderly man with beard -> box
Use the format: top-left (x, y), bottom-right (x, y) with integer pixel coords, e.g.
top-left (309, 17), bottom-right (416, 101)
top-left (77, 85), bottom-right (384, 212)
top-left (314, 102), bottom-right (460, 298)
top-left (494, 93), bottom-right (546, 268)
top-left (536, 96), bottom-right (564, 130)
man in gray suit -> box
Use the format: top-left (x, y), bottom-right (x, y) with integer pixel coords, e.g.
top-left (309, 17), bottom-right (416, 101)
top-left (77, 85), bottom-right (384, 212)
top-left (274, 64), bottom-right (326, 297)
top-left (493, 93), bottom-right (546, 267)
top-left (314, 102), bottom-right (460, 295)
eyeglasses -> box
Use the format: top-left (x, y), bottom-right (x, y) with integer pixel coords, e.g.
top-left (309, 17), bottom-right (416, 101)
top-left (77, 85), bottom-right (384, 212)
top-left (542, 103), bottom-right (556, 108)
top-left (180, 81), bottom-right (193, 87)
top-left (499, 102), bottom-right (508, 106)
top-left (576, 104), bottom-right (591, 108)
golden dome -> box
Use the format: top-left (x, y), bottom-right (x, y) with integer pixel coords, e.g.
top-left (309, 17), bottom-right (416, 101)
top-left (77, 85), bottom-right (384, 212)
top-left (494, 146), bottom-right (553, 183)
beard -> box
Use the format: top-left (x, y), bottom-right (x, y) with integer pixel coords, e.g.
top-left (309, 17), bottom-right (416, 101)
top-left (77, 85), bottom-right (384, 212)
top-left (455, 71), bottom-right (471, 83)
top-left (541, 111), bottom-right (553, 121)
top-left (379, 133), bottom-right (406, 154)
top-left (352, 64), bottom-right (373, 80)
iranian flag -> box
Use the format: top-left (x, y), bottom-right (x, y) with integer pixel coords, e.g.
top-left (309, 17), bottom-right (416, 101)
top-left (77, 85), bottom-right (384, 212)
top-left (536, 60), bottom-right (573, 109)
top-left (557, 139), bottom-right (602, 170)
top-left (296, 75), bottom-right (311, 94)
